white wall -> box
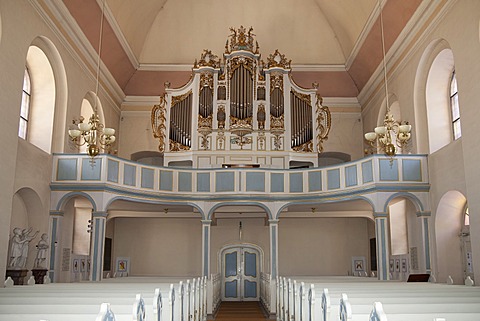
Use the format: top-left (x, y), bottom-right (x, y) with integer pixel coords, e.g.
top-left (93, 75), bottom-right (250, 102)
top-left (113, 217), bottom-right (203, 276)
top-left (278, 217), bottom-right (370, 276)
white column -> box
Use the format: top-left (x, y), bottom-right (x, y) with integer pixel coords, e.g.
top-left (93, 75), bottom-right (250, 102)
top-left (269, 219), bottom-right (279, 278)
top-left (418, 211), bottom-right (432, 273)
top-left (48, 211), bottom-right (63, 282)
top-left (374, 212), bottom-right (390, 280)
top-left (202, 220), bottom-right (212, 277)
top-left (90, 211), bottom-right (107, 281)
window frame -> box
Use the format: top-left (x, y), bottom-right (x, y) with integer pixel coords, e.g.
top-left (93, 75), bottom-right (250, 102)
top-left (19, 67), bottom-right (32, 139)
top-left (450, 70), bottom-right (461, 140)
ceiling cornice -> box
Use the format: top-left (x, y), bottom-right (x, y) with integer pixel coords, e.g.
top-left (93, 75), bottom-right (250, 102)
top-left (29, 0), bottom-right (125, 112)
top-left (95, 0), bottom-right (140, 69)
top-left (358, 0), bottom-right (457, 112)
top-left (345, 0), bottom-right (387, 71)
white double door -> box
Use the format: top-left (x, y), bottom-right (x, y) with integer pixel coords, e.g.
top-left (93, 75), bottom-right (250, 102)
top-left (221, 246), bottom-right (259, 301)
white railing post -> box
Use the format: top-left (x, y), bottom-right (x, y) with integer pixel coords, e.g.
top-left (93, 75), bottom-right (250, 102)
top-left (95, 303), bottom-right (116, 321)
top-left (307, 284), bottom-right (315, 321)
top-left (321, 288), bottom-right (330, 321)
top-left (369, 302), bottom-right (387, 321)
top-left (133, 293), bottom-right (146, 321)
top-left (153, 288), bottom-right (163, 321)
top-left (339, 293), bottom-right (352, 321)
top-left (169, 284), bottom-right (176, 321)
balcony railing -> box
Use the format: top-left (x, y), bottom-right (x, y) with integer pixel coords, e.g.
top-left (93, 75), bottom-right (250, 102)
top-left (51, 154), bottom-right (428, 200)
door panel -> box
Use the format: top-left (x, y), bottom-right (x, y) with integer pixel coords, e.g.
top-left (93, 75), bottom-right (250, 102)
top-left (222, 247), bottom-right (259, 301)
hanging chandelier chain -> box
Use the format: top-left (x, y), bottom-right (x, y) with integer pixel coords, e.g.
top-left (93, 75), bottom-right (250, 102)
top-left (379, 0), bottom-right (389, 113)
top-left (94, 0), bottom-right (106, 113)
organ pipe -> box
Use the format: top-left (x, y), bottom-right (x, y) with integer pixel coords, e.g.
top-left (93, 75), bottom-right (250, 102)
top-left (291, 90), bottom-right (312, 149)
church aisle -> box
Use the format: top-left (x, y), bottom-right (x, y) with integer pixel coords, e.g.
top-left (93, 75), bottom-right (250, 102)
top-left (214, 301), bottom-right (267, 321)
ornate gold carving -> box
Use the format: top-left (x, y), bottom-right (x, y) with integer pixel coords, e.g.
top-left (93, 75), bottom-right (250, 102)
top-left (292, 140), bottom-right (313, 152)
top-left (198, 114), bottom-right (213, 130)
top-left (217, 105), bottom-right (226, 129)
top-left (198, 114), bottom-right (212, 150)
top-left (257, 104), bottom-right (266, 130)
top-left (270, 114), bottom-right (284, 131)
top-left (229, 56), bottom-right (255, 78)
top-left (266, 49), bottom-right (291, 69)
top-left (230, 115), bottom-right (253, 127)
top-left (316, 94), bottom-right (331, 153)
top-left (169, 140), bottom-right (190, 152)
top-left (172, 90), bottom-right (192, 107)
top-left (291, 89), bottom-right (312, 105)
top-left (194, 49), bottom-right (220, 68)
top-left (200, 72), bottom-right (214, 90)
top-left (257, 131), bottom-right (266, 150)
top-left (270, 73), bottom-right (283, 92)
top-left (226, 26), bottom-right (258, 54)
top-left (151, 95), bottom-right (167, 152)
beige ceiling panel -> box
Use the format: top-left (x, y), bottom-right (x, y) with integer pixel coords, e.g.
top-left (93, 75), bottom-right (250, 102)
top-left (138, 0), bottom-right (347, 65)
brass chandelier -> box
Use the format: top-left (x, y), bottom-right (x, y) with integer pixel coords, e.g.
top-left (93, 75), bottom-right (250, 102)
top-left (68, 0), bottom-right (115, 160)
top-left (364, 0), bottom-right (411, 157)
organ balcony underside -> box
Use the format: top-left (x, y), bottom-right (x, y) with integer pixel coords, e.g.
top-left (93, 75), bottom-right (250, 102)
top-left (151, 26), bottom-right (331, 169)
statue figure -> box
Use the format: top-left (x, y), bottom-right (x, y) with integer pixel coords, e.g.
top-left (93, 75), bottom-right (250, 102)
top-left (9, 227), bottom-right (38, 269)
top-left (34, 233), bottom-right (49, 269)
top-left (9, 228), bottom-right (26, 268)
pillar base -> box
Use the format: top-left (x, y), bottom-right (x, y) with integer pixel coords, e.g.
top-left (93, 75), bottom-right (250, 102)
top-left (5, 269), bottom-right (28, 285)
top-left (31, 269), bottom-right (48, 284)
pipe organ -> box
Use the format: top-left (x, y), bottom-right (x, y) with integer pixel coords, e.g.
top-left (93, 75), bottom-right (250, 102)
top-left (152, 26), bottom-right (331, 168)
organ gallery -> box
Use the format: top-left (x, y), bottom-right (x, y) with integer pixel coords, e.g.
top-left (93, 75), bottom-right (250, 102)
top-left (152, 26), bottom-right (331, 168)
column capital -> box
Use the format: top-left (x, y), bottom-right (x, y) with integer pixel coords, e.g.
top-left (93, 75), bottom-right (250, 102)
top-left (49, 210), bottom-right (64, 217)
top-left (268, 219), bottom-right (279, 225)
top-left (416, 211), bottom-right (431, 217)
top-left (373, 212), bottom-right (388, 219)
top-left (92, 211), bottom-right (108, 218)
top-left (201, 220), bottom-right (212, 225)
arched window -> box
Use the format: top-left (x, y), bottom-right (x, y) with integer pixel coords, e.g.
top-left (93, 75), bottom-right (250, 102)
top-left (450, 71), bottom-right (461, 140)
top-left (18, 68), bottom-right (31, 139)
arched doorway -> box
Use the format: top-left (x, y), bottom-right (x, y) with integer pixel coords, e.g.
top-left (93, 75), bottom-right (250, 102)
top-left (435, 190), bottom-right (468, 284)
top-left (220, 244), bottom-right (263, 301)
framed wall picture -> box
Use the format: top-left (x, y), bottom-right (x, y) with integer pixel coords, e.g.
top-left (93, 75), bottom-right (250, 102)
top-left (351, 256), bottom-right (366, 274)
top-left (401, 258), bottom-right (407, 272)
top-left (116, 257), bottom-right (130, 274)
top-left (73, 258), bottom-right (79, 273)
top-left (395, 259), bottom-right (400, 272)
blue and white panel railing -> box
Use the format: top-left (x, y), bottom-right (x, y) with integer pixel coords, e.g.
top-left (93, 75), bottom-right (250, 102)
top-left (51, 154), bottom-right (429, 198)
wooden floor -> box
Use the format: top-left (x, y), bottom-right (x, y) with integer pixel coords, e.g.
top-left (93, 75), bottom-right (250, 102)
top-left (214, 301), bottom-right (267, 321)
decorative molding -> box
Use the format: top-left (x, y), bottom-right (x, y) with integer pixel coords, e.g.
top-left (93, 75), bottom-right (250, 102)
top-left (291, 64), bottom-right (346, 72)
top-left (138, 63), bottom-right (346, 72)
top-left (322, 97), bottom-right (361, 108)
top-left (29, 0), bottom-right (124, 112)
top-left (95, 0), bottom-right (140, 69)
top-left (122, 95), bottom-right (161, 107)
top-left (345, 0), bottom-right (387, 70)
top-left (358, 0), bottom-right (455, 111)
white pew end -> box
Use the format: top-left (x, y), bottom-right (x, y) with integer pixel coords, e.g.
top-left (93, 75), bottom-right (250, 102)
top-left (96, 303), bottom-right (116, 321)
top-left (447, 276), bottom-right (454, 285)
top-left (133, 293), bottom-right (146, 321)
top-left (153, 288), bottom-right (163, 321)
top-left (340, 293), bottom-right (352, 321)
top-left (322, 288), bottom-right (331, 321)
top-left (369, 302), bottom-right (387, 321)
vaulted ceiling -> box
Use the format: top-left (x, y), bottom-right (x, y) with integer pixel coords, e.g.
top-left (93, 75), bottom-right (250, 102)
top-left (61, 0), bottom-right (423, 98)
